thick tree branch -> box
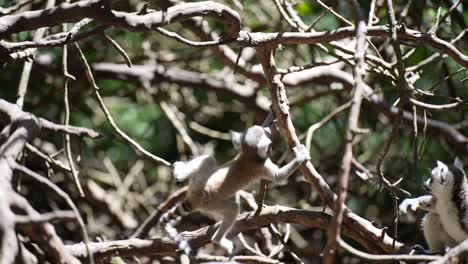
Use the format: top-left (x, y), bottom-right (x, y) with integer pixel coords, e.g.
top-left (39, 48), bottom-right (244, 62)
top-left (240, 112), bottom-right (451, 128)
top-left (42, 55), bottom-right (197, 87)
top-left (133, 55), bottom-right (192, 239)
top-left (67, 206), bottom-right (373, 262)
top-left (0, 102), bottom-right (80, 263)
top-left (255, 47), bottom-right (404, 254)
top-left (237, 27), bottom-right (468, 68)
top-left (324, 2), bottom-right (367, 261)
top-left (0, 0), bottom-right (241, 40)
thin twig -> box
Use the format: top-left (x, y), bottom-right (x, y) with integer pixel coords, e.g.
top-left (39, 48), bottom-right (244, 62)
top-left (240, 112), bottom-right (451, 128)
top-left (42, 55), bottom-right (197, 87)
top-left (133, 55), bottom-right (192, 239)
top-left (323, 1), bottom-right (366, 262)
top-left (73, 43), bottom-right (171, 166)
top-left (268, 224), bottom-right (303, 263)
top-left (160, 101), bottom-right (199, 156)
top-left (63, 29), bottom-right (84, 197)
top-left (409, 98), bottom-right (462, 111)
top-left (383, 0), bottom-right (410, 247)
top-left (255, 111), bottom-right (276, 216)
top-left (305, 101), bottom-right (351, 152)
top-left (315, 0), bottom-right (353, 26)
top-left (155, 27), bottom-right (235, 47)
top-left (25, 143), bottom-right (71, 173)
top-left (16, 0), bottom-right (57, 109)
top-left (103, 34), bottom-right (132, 68)
top-left (337, 237), bottom-right (439, 261)
top-left (15, 210), bottom-right (76, 225)
top-left (189, 121), bottom-right (231, 140)
top-left (238, 232), bottom-right (268, 257)
top-left (429, 0), bottom-right (462, 34)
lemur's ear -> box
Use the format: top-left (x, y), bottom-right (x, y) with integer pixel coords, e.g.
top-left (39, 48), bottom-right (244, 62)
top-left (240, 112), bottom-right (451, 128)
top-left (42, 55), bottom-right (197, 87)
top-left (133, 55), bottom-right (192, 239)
top-left (454, 157), bottom-right (464, 171)
top-left (437, 160), bottom-right (446, 168)
top-left (230, 130), bottom-right (243, 150)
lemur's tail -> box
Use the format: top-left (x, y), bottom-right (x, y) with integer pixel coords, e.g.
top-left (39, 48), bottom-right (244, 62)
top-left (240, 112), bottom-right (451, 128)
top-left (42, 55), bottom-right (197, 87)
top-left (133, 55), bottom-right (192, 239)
top-left (160, 200), bottom-right (193, 255)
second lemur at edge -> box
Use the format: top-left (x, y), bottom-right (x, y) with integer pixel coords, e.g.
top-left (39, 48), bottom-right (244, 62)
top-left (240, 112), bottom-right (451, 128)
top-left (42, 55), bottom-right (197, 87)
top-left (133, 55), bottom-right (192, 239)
top-left (399, 158), bottom-right (467, 253)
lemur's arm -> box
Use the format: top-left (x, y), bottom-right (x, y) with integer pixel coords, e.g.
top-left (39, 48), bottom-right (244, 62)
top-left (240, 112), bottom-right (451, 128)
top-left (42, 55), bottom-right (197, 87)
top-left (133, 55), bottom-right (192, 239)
top-left (262, 145), bottom-right (310, 183)
top-left (399, 195), bottom-right (434, 214)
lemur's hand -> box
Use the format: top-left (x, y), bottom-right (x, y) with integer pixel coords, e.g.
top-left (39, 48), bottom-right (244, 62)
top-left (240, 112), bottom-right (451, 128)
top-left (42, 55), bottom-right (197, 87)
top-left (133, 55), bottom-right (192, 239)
top-left (293, 144), bottom-right (311, 163)
top-left (399, 198), bottom-right (421, 214)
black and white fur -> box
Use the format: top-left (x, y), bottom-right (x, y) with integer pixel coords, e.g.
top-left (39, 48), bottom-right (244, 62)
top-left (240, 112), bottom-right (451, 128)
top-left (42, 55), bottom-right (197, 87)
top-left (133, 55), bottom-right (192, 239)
top-left (399, 158), bottom-right (467, 253)
top-left (160, 125), bottom-right (310, 256)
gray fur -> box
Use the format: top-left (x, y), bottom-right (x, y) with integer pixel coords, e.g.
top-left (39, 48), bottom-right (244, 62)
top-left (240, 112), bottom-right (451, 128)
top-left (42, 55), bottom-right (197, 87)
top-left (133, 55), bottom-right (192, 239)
top-left (161, 125), bottom-right (310, 256)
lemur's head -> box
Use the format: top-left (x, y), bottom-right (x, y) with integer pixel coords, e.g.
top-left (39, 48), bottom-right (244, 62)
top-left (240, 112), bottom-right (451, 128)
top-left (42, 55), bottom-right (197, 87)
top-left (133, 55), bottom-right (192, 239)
top-left (424, 158), bottom-right (465, 198)
top-left (231, 125), bottom-right (272, 160)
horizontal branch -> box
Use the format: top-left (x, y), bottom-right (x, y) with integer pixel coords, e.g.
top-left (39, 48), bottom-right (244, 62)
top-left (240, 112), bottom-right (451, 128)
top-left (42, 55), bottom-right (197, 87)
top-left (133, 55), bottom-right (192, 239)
top-left (66, 206), bottom-right (383, 261)
top-left (237, 26), bottom-right (468, 68)
top-left (77, 62), bottom-right (268, 112)
top-left (0, 99), bottom-right (99, 139)
top-left (15, 210), bottom-right (76, 225)
top-left (36, 57), bottom-right (467, 154)
top-left (2, 1), bottom-right (465, 70)
top-left (0, 0), bottom-right (240, 40)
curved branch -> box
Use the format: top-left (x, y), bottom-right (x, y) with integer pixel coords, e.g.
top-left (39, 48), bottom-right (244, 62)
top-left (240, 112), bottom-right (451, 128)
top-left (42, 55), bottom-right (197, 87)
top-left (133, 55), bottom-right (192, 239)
top-left (66, 206), bottom-right (376, 262)
top-left (0, 99), bottom-right (99, 138)
top-left (0, 0), bottom-right (241, 41)
top-left (238, 26), bottom-right (468, 68)
top-left (255, 47), bottom-right (403, 254)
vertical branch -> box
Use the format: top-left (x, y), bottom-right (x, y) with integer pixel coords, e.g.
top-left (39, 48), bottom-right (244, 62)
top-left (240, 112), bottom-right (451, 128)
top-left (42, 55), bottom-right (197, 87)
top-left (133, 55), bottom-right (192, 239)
top-left (62, 26), bottom-right (83, 197)
top-left (323, 0), bottom-right (367, 262)
top-left (60, 18), bottom-right (92, 262)
top-left (255, 46), bottom-right (336, 206)
top-left (381, 0), bottom-right (408, 246)
top-left (160, 101), bottom-right (199, 156)
top-left (255, 46), bottom-right (404, 254)
top-left (255, 111), bottom-right (275, 215)
top-left (16, 0), bottom-right (56, 109)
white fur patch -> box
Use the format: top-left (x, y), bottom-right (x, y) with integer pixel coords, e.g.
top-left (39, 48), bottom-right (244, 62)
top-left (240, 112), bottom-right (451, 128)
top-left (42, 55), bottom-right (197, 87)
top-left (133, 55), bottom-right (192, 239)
top-left (257, 135), bottom-right (271, 159)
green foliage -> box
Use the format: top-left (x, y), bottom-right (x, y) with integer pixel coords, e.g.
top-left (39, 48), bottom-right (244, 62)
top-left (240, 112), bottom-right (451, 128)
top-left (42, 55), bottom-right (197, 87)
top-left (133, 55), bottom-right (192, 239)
top-left (1, 0), bottom-right (467, 257)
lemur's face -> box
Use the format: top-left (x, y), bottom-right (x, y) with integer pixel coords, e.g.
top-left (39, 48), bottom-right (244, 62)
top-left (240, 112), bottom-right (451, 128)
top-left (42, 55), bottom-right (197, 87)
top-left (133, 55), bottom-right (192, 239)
top-left (252, 126), bottom-right (272, 159)
top-left (424, 161), bottom-right (455, 196)
top-left (243, 125), bottom-right (272, 160)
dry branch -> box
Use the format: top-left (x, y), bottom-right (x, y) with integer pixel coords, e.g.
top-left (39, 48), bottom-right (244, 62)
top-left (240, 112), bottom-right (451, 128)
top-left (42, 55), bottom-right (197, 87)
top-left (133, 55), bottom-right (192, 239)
top-left (324, 2), bottom-right (367, 261)
top-left (236, 27), bottom-right (468, 68)
top-left (0, 99), bottom-right (82, 263)
top-left (255, 47), bottom-right (403, 254)
top-left (67, 206), bottom-right (370, 262)
top-left (0, 0), bottom-right (240, 41)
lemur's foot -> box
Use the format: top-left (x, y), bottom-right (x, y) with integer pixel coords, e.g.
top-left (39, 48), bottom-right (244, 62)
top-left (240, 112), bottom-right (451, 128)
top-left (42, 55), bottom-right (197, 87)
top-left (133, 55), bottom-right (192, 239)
top-left (214, 237), bottom-right (235, 257)
top-left (409, 244), bottom-right (427, 254)
top-left (178, 239), bottom-right (192, 256)
top-left (409, 244), bottom-right (443, 255)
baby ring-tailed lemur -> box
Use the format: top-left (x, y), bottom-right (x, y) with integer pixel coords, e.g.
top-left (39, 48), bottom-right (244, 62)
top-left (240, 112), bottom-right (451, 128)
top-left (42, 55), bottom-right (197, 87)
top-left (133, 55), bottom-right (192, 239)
top-left (160, 125), bottom-right (310, 256)
top-left (399, 158), bottom-right (467, 253)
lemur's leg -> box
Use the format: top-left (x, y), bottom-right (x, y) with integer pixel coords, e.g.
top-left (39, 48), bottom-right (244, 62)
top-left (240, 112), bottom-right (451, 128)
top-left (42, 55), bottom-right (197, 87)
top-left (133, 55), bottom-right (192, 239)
top-left (422, 212), bottom-right (451, 253)
top-left (173, 155), bottom-right (217, 181)
top-left (206, 199), bottom-right (239, 255)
